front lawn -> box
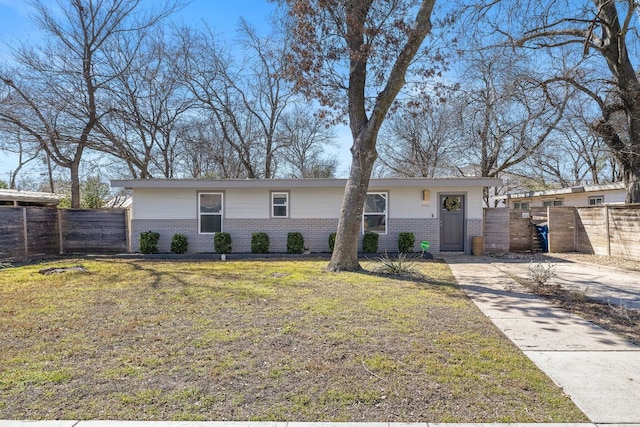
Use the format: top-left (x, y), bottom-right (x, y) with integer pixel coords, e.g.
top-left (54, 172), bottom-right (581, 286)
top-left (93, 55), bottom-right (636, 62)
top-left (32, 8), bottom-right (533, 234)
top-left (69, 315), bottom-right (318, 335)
top-left (0, 258), bottom-right (586, 422)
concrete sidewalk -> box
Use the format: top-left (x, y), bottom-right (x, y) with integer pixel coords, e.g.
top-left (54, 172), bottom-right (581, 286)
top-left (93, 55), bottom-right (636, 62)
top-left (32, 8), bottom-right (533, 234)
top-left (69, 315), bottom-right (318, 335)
top-left (0, 422), bottom-right (606, 426)
top-left (444, 255), bottom-right (640, 424)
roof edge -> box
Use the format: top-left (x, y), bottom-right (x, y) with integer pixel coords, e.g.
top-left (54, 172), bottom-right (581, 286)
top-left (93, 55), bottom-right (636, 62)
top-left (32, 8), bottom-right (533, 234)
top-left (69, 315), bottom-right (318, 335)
top-left (110, 177), bottom-right (503, 189)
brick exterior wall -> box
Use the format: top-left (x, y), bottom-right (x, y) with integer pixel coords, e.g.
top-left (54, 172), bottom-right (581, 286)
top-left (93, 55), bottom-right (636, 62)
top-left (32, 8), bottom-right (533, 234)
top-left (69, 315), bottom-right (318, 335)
top-left (131, 217), bottom-right (443, 254)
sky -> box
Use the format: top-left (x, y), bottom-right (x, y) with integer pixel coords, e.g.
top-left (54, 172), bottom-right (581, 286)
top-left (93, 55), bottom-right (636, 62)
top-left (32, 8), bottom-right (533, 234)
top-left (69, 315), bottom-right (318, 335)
top-left (0, 0), bottom-right (353, 185)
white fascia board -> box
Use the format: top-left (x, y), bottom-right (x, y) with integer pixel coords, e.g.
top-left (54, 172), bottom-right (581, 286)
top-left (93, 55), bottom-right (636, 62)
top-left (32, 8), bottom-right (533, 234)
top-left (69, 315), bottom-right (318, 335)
top-left (110, 177), bottom-right (503, 190)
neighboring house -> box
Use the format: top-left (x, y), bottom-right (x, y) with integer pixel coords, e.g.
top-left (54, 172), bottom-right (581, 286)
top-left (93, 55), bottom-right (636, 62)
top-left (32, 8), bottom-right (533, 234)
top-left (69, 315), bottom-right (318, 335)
top-left (110, 178), bottom-right (502, 254)
top-left (502, 182), bottom-right (626, 209)
top-left (0, 189), bottom-right (61, 206)
top-left (104, 195), bottom-right (132, 209)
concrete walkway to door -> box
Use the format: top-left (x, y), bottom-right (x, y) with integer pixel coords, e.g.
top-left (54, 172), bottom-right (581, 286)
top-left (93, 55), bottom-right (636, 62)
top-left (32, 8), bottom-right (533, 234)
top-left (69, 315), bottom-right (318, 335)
top-left (443, 254), bottom-right (640, 424)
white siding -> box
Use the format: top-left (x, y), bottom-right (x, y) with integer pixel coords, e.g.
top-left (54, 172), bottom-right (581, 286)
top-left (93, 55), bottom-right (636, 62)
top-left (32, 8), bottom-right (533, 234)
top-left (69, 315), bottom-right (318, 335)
top-left (290, 188), bottom-right (344, 218)
top-left (131, 184), bottom-right (488, 221)
top-left (373, 186), bottom-right (485, 220)
top-left (225, 189), bottom-right (270, 219)
top-left (133, 188), bottom-right (197, 219)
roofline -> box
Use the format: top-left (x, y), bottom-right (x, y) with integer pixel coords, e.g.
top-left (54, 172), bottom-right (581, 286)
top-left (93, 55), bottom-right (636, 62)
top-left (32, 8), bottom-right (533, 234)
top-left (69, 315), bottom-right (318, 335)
top-left (110, 177), bottom-right (503, 189)
top-left (504, 182), bottom-right (625, 200)
top-left (0, 189), bottom-right (62, 204)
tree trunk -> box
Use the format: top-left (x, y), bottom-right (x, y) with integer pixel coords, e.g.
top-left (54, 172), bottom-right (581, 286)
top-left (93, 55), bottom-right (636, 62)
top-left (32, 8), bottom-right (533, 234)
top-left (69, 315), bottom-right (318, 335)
top-left (69, 160), bottom-right (81, 208)
top-left (327, 131), bottom-right (377, 271)
top-left (624, 165), bottom-right (640, 204)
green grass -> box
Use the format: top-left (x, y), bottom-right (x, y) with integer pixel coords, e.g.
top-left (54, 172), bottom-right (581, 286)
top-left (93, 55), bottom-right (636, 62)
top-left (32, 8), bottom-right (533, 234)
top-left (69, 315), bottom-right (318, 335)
top-left (0, 258), bottom-right (587, 422)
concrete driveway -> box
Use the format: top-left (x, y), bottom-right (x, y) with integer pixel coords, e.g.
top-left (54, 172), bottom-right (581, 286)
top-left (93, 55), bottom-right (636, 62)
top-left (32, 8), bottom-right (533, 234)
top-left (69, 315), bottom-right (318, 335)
top-left (443, 254), bottom-right (640, 423)
top-left (487, 255), bottom-right (640, 311)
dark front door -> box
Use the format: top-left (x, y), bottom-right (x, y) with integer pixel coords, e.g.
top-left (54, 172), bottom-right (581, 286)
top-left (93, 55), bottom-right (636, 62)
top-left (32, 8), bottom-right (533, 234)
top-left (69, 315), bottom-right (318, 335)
top-left (440, 194), bottom-right (465, 251)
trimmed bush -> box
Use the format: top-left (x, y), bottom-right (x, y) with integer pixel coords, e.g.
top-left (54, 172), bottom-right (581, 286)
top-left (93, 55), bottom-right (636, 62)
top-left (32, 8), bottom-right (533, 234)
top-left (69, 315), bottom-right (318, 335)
top-left (251, 232), bottom-right (270, 254)
top-left (214, 232), bottom-right (232, 254)
top-left (170, 233), bottom-right (188, 254)
top-left (329, 232), bottom-right (336, 253)
top-left (398, 232), bottom-right (415, 254)
top-left (287, 232), bottom-right (305, 254)
top-left (140, 231), bottom-right (160, 254)
top-left (362, 232), bottom-right (379, 254)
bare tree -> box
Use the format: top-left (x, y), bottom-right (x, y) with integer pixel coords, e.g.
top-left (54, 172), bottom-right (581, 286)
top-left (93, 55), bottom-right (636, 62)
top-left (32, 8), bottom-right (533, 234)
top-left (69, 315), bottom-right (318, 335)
top-left (0, 123), bottom-right (42, 189)
top-left (178, 19), bottom-right (296, 179)
top-left (0, 0), bottom-right (178, 207)
top-left (445, 45), bottom-right (571, 204)
top-left (277, 107), bottom-right (338, 178)
top-left (97, 26), bottom-right (194, 178)
top-left (475, 0), bottom-right (640, 202)
top-left (378, 99), bottom-right (458, 177)
top-left (177, 117), bottom-right (248, 178)
top-left (281, 0), bottom-right (438, 271)
top-left (526, 96), bottom-right (614, 187)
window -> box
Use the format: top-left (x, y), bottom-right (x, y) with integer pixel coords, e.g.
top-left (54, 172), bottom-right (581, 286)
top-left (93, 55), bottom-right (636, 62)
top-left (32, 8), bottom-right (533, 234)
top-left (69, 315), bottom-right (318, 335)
top-left (513, 202), bottom-right (529, 210)
top-left (543, 199), bottom-right (563, 207)
top-left (589, 196), bottom-right (604, 205)
top-left (363, 192), bottom-right (387, 234)
top-left (271, 192), bottom-right (289, 218)
top-left (199, 192), bottom-right (223, 233)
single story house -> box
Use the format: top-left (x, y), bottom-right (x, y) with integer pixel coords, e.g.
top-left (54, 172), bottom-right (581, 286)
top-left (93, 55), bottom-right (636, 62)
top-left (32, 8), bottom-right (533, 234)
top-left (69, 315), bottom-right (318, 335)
top-left (110, 178), bottom-right (502, 254)
top-left (0, 189), bottom-right (61, 206)
top-left (503, 182), bottom-right (626, 209)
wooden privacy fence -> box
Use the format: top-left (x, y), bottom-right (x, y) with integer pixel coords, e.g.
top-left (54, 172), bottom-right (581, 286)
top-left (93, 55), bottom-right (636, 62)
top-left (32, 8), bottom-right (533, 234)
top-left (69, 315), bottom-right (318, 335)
top-left (483, 205), bottom-right (640, 261)
top-left (0, 207), bottom-right (129, 261)
top-left (484, 207), bottom-right (547, 253)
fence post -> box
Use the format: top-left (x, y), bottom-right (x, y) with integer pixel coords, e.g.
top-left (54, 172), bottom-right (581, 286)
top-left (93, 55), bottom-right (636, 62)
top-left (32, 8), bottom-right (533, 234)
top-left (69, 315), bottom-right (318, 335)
top-left (605, 205), bottom-right (611, 256)
top-left (125, 208), bottom-right (131, 253)
top-left (22, 207), bottom-right (28, 259)
top-left (57, 209), bottom-right (64, 255)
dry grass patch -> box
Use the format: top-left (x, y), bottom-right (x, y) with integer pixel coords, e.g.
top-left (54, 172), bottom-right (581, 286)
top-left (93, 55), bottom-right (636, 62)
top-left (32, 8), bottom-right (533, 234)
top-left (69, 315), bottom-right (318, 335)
top-left (0, 258), bottom-right (585, 422)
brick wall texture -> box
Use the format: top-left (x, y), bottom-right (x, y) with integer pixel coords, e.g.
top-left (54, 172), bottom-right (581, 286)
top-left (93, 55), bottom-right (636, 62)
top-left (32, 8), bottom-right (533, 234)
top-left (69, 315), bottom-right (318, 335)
top-left (131, 217), bottom-right (445, 254)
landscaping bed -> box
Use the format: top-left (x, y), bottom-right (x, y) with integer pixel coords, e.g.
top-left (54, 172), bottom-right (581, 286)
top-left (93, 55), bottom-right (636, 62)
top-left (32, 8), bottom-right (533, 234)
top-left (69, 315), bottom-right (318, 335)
top-left (0, 258), bottom-right (586, 422)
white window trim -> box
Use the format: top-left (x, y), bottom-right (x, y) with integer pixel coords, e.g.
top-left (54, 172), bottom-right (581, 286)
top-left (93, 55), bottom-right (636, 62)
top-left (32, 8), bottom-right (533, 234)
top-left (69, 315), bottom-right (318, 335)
top-left (543, 199), bottom-right (563, 207)
top-left (198, 192), bottom-right (223, 234)
top-left (589, 195), bottom-right (604, 205)
top-left (271, 191), bottom-right (289, 218)
top-left (362, 191), bottom-right (388, 234)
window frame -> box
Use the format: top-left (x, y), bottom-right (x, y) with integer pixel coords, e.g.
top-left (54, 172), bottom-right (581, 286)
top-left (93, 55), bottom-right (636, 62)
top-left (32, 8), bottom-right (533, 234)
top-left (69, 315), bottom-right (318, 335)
top-left (198, 192), bottom-right (223, 234)
top-left (513, 201), bottom-right (530, 210)
top-left (362, 191), bottom-right (388, 234)
top-left (271, 191), bottom-right (289, 218)
top-left (588, 195), bottom-right (604, 206)
top-left (542, 199), bottom-right (563, 207)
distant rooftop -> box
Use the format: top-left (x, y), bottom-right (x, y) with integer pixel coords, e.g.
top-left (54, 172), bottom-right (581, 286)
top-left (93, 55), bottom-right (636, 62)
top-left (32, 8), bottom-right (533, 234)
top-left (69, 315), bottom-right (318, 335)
top-left (502, 182), bottom-right (625, 200)
top-left (0, 188), bottom-right (62, 206)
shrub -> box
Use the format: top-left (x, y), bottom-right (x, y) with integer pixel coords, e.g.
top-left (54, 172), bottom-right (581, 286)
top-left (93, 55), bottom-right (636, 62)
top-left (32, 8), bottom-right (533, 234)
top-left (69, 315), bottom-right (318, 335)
top-left (251, 232), bottom-right (270, 254)
top-left (398, 232), bottom-right (415, 254)
top-left (362, 232), bottom-right (379, 254)
top-left (329, 232), bottom-right (336, 253)
top-left (170, 233), bottom-right (188, 254)
top-left (374, 251), bottom-right (421, 277)
top-left (140, 231), bottom-right (160, 254)
top-left (528, 261), bottom-right (556, 286)
top-left (214, 232), bottom-right (232, 254)
top-left (287, 232), bottom-right (304, 254)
